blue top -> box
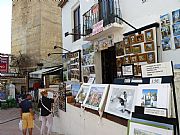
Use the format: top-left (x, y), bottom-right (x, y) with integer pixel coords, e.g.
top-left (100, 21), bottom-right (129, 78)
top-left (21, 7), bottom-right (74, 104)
top-left (20, 99), bottom-right (32, 113)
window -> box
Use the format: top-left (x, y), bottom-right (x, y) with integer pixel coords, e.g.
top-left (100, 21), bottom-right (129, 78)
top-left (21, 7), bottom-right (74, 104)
top-left (73, 6), bottom-right (81, 42)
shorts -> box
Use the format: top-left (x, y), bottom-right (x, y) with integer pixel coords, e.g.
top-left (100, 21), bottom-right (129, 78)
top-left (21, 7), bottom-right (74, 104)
top-left (22, 113), bottom-right (34, 129)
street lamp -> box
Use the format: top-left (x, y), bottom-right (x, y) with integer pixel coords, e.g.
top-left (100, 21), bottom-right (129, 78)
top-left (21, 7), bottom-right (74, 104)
top-left (53, 45), bottom-right (71, 53)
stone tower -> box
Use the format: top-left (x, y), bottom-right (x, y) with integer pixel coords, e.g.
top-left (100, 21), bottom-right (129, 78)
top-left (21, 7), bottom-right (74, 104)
top-left (11, 0), bottom-right (62, 69)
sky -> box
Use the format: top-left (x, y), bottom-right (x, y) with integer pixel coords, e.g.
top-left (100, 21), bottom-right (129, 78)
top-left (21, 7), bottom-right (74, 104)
top-left (0, 0), bottom-right (12, 54)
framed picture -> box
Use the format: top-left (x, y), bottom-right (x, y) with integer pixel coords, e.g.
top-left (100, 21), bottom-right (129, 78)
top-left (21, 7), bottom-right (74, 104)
top-left (130, 55), bottom-right (138, 63)
top-left (121, 64), bottom-right (134, 77)
top-left (172, 22), bottom-right (180, 36)
top-left (137, 65), bottom-right (142, 74)
top-left (174, 35), bottom-right (180, 49)
top-left (136, 34), bottom-right (144, 43)
top-left (162, 37), bottom-right (171, 51)
top-left (147, 52), bottom-right (155, 64)
top-left (123, 36), bottom-right (130, 46)
top-left (136, 84), bottom-right (171, 111)
top-left (116, 57), bottom-right (124, 67)
top-left (144, 41), bottom-right (155, 51)
top-left (125, 46), bottom-right (132, 54)
top-left (145, 29), bottom-right (154, 41)
top-left (128, 121), bottom-right (173, 135)
top-left (83, 84), bottom-right (109, 110)
top-left (129, 34), bottom-right (136, 44)
top-left (138, 53), bottom-right (147, 62)
top-left (75, 83), bottom-right (90, 104)
top-left (132, 45), bottom-right (141, 54)
top-left (134, 65), bottom-right (138, 75)
top-left (82, 42), bottom-right (94, 55)
top-left (160, 14), bottom-right (170, 26)
top-left (124, 55), bottom-right (131, 64)
top-left (161, 25), bottom-right (171, 39)
top-left (71, 83), bottom-right (81, 97)
top-left (172, 9), bottom-right (180, 23)
top-left (115, 41), bottom-right (125, 56)
top-left (105, 85), bottom-right (137, 119)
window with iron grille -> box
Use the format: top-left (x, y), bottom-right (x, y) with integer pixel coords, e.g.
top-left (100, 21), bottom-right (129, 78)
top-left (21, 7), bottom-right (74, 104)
top-left (73, 6), bottom-right (81, 42)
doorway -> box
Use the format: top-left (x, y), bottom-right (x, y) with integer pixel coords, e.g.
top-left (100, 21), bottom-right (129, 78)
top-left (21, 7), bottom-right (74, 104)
top-left (101, 46), bottom-right (117, 84)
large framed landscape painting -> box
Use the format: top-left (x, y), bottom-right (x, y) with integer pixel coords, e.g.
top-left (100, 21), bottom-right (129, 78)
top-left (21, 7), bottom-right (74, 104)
top-left (128, 121), bottom-right (173, 135)
top-left (105, 85), bottom-right (137, 119)
top-left (83, 84), bottom-right (109, 110)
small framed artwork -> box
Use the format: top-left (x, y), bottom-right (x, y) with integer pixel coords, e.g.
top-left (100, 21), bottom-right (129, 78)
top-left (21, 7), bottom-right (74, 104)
top-left (134, 65), bottom-right (138, 75)
top-left (131, 55), bottom-right (138, 63)
top-left (147, 52), bottom-right (155, 64)
top-left (115, 41), bottom-right (124, 56)
top-left (136, 34), bottom-right (144, 43)
top-left (125, 46), bottom-right (132, 54)
top-left (145, 29), bottom-right (154, 42)
top-left (172, 22), bottom-right (180, 36)
top-left (123, 36), bottom-right (130, 46)
top-left (124, 55), bottom-right (131, 64)
top-left (137, 65), bottom-right (142, 74)
top-left (129, 34), bottom-right (136, 44)
top-left (132, 45), bottom-right (141, 54)
top-left (144, 41), bottom-right (155, 51)
top-left (138, 53), bottom-right (147, 62)
top-left (160, 14), bottom-right (170, 26)
top-left (116, 57), bottom-right (124, 67)
top-left (172, 9), bottom-right (180, 23)
top-left (174, 35), bottom-right (180, 49)
top-left (121, 64), bottom-right (134, 77)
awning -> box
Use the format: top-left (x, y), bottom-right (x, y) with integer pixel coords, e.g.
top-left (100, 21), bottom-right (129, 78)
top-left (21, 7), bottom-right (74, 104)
top-left (29, 67), bottom-right (63, 78)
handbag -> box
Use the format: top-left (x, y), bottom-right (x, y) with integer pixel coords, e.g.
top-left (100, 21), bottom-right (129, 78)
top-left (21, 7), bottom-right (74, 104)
top-left (18, 120), bottom-right (22, 131)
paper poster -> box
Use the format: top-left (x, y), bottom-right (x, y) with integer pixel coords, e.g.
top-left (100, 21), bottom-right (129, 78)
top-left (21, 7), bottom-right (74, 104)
top-left (105, 85), bottom-right (137, 119)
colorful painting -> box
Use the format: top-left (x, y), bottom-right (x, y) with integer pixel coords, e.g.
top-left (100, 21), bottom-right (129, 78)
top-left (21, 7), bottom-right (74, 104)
top-left (162, 37), bottom-right (171, 51)
top-left (145, 29), bottom-right (154, 42)
top-left (147, 52), bottom-right (155, 64)
top-left (71, 83), bottom-right (81, 97)
top-left (172, 22), bottom-right (180, 36)
top-left (172, 9), bottom-right (180, 23)
top-left (83, 84), bottom-right (109, 110)
top-left (129, 34), bottom-right (137, 45)
top-left (141, 89), bottom-right (158, 107)
top-left (105, 85), bottom-right (137, 119)
top-left (174, 35), bottom-right (180, 49)
top-left (115, 41), bottom-right (125, 56)
top-left (82, 42), bottom-right (94, 55)
top-left (75, 83), bottom-right (90, 104)
top-left (136, 34), bottom-right (144, 43)
top-left (144, 41), bottom-right (154, 52)
top-left (161, 25), bottom-right (171, 39)
top-left (82, 53), bottom-right (94, 66)
top-left (160, 14), bottom-right (170, 26)
top-left (132, 45), bottom-right (141, 54)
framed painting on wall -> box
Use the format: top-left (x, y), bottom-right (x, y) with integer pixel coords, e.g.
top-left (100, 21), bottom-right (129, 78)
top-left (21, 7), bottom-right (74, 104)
top-left (172, 9), bottom-right (180, 23)
top-left (145, 29), bottom-right (154, 42)
top-left (138, 53), bottom-right (147, 62)
top-left (174, 35), bottom-right (180, 49)
top-left (123, 36), bottom-right (130, 46)
top-left (105, 85), bottom-right (137, 119)
top-left (83, 84), bottom-right (109, 110)
top-left (132, 45), bottom-right (141, 54)
top-left (136, 34), bottom-right (144, 43)
top-left (115, 41), bottom-right (125, 56)
top-left (130, 55), bottom-right (138, 63)
top-left (125, 46), bottom-right (132, 54)
top-left (129, 34), bottom-right (136, 45)
top-left (124, 55), bottom-right (131, 64)
top-left (144, 41), bottom-right (155, 51)
top-left (147, 52), bottom-right (155, 64)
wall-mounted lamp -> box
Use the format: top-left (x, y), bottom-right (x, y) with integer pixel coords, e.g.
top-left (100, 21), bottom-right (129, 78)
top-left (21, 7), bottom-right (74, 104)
top-left (54, 45), bottom-right (71, 53)
top-left (64, 32), bottom-right (86, 37)
top-left (48, 53), bottom-right (66, 57)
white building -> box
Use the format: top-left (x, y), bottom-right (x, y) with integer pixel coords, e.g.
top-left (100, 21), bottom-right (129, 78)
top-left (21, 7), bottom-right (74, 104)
top-left (52, 0), bottom-right (180, 135)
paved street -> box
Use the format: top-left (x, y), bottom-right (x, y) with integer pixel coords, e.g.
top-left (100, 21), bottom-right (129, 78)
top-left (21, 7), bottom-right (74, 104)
top-left (0, 108), bottom-right (60, 135)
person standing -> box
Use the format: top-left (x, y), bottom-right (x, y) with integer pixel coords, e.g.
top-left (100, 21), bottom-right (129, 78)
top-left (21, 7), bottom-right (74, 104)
top-left (20, 94), bottom-right (34, 135)
top-left (38, 90), bottom-right (57, 135)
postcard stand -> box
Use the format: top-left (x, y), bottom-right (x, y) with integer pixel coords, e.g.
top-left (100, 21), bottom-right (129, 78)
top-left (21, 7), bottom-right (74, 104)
top-left (114, 61), bottom-right (179, 135)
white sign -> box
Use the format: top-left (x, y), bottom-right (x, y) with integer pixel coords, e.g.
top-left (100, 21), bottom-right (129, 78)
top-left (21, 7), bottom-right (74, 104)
top-left (150, 78), bottom-right (162, 84)
top-left (122, 65), bottom-right (133, 76)
top-left (144, 108), bottom-right (167, 117)
top-left (92, 20), bottom-right (103, 35)
top-left (141, 62), bottom-right (173, 78)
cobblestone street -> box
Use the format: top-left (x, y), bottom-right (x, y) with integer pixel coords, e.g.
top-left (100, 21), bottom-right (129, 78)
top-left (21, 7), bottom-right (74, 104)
top-left (0, 108), bottom-right (60, 135)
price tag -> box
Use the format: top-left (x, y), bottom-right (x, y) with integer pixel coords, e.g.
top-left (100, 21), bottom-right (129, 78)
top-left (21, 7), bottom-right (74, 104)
top-left (150, 78), bottom-right (162, 84)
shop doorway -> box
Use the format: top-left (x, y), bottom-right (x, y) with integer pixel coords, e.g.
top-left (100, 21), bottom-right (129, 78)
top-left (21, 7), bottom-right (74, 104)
top-left (101, 46), bottom-right (117, 84)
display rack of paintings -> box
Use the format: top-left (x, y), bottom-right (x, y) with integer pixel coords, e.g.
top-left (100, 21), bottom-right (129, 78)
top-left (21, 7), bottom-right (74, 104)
top-left (105, 85), bottom-right (137, 120)
top-left (59, 83), bottom-right (66, 112)
top-left (82, 42), bottom-right (96, 83)
top-left (67, 50), bottom-right (81, 82)
top-left (115, 27), bottom-right (157, 77)
top-left (83, 84), bottom-right (109, 110)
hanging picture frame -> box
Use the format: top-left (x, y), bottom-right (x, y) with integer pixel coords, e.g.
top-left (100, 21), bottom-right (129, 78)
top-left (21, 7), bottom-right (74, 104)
top-left (136, 34), bottom-right (144, 43)
top-left (129, 34), bottom-right (137, 45)
top-left (172, 9), bottom-right (180, 24)
top-left (115, 41), bottom-right (125, 56)
top-left (147, 52), bottom-right (155, 64)
top-left (145, 29), bottom-right (154, 42)
top-left (174, 35), bottom-right (180, 49)
top-left (125, 46), bottom-right (132, 54)
top-left (123, 36), bottom-right (130, 46)
top-left (138, 53), bottom-right (147, 62)
top-left (124, 55), bottom-right (131, 64)
top-left (130, 55), bottom-right (138, 63)
top-left (144, 41), bottom-right (155, 51)
top-left (132, 45), bottom-right (141, 54)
